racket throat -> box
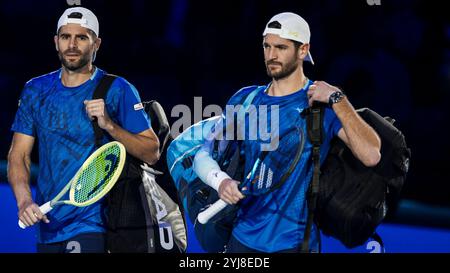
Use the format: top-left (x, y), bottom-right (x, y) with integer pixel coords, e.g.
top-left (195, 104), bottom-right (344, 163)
top-left (40, 201), bottom-right (54, 215)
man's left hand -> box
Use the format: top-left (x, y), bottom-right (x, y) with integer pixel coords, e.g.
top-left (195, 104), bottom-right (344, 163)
top-left (307, 81), bottom-right (341, 106)
top-left (84, 99), bottom-right (113, 130)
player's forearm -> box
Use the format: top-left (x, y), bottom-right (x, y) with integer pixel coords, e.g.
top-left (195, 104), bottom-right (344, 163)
top-left (104, 121), bottom-right (160, 164)
top-left (194, 150), bottom-right (231, 191)
top-left (333, 97), bottom-right (381, 166)
top-left (7, 152), bottom-right (33, 207)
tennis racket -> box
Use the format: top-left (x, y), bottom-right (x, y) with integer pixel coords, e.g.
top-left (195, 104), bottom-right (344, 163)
top-left (19, 141), bottom-right (126, 229)
top-left (197, 126), bottom-right (305, 224)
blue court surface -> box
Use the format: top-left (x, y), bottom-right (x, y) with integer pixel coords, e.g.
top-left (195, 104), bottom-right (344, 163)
top-left (1, 183), bottom-right (449, 253)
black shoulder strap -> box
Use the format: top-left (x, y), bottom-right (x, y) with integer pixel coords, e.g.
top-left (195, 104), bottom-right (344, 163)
top-left (301, 102), bottom-right (325, 253)
top-left (91, 74), bottom-right (118, 147)
top-left (180, 86), bottom-right (262, 171)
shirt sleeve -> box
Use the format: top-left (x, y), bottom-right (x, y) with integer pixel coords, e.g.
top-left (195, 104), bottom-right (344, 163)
top-left (324, 107), bottom-right (343, 141)
top-left (109, 78), bottom-right (151, 134)
top-left (11, 82), bottom-right (36, 137)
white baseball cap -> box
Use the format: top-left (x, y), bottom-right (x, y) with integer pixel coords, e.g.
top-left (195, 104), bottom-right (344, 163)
top-left (263, 12), bottom-right (314, 65)
top-left (57, 7), bottom-right (99, 37)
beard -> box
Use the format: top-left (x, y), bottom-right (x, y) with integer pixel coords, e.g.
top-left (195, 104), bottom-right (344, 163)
top-left (265, 57), bottom-right (299, 80)
top-left (58, 49), bottom-right (91, 71)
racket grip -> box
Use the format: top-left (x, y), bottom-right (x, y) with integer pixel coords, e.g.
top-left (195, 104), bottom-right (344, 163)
top-left (40, 202), bottom-right (53, 215)
top-left (18, 202), bottom-right (53, 229)
top-left (18, 220), bottom-right (26, 229)
top-left (197, 199), bottom-right (228, 224)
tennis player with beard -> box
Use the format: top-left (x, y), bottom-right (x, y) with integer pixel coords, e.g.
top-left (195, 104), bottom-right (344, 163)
top-left (193, 12), bottom-right (381, 253)
top-left (7, 7), bottom-right (159, 253)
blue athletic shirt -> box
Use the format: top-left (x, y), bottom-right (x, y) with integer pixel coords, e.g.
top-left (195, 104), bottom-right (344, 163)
top-left (206, 80), bottom-right (342, 252)
top-left (11, 67), bottom-right (151, 244)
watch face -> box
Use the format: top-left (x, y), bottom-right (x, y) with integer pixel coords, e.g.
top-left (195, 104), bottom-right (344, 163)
top-left (329, 91), bottom-right (345, 106)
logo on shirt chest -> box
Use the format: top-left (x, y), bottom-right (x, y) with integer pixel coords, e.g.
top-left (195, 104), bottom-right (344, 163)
top-left (134, 102), bottom-right (144, 111)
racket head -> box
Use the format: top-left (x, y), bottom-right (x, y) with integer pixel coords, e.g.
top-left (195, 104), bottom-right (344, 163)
top-left (242, 126), bottom-right (304, 196)
top-left (68, 141), bottom-right (126, 206)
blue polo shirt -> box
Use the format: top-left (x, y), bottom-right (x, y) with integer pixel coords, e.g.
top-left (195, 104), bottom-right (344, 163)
top-left (198, 80), bottom-right (342, 252)
top-left (11, 67), bottom-right (151, 243)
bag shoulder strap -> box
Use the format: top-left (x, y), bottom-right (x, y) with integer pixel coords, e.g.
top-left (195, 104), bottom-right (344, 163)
top-left (240, 86), bottom-right (262, 112)
top-left (91, 74), bottom-right (118, 147)
top-left (301, 102), bottom-right (326, 253)
top-left (231, 86), bottom-right (264, 145)
top-left (214, 85), bottom-right (263, 157)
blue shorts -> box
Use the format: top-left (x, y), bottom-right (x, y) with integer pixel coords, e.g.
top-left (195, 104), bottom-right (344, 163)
top-left (37, 232), bottom-right (105, 253)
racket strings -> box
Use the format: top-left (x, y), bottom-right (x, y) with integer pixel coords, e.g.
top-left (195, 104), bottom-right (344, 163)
top-left (73, 145), bottom-right (122, 203)
top-left (246, 129), bottom-right (301, 194)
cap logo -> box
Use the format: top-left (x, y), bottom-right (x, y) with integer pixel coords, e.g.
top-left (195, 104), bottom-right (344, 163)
top-left (287, 30), bottom-right (299, 38)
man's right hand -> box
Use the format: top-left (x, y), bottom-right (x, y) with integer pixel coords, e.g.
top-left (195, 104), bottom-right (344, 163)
top-left (218, 178), bottom-right (245, 205)
top-left (18, 200), bottom-right (50, 227)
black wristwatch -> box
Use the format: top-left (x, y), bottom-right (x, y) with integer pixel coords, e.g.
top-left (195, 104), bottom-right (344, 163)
top-left (328, 90), bottom-right (346, 107)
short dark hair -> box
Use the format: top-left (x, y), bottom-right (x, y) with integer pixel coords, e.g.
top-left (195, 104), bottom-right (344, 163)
top-left (86, 29), bottom-right (97, 39)
top-left (293, 40), bottom-right (303, 50)
top-left (267, 20), bottom-right (282, 29)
